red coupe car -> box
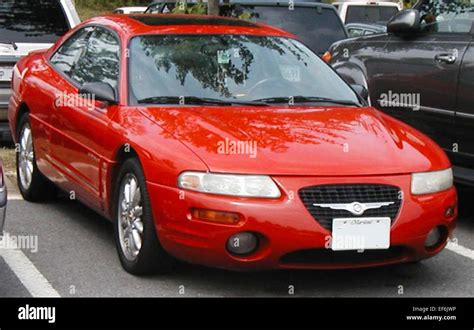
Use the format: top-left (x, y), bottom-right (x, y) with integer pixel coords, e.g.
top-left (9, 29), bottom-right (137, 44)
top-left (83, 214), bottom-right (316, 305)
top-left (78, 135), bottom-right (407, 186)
top-left (9, 14), bottom-right (457, 274)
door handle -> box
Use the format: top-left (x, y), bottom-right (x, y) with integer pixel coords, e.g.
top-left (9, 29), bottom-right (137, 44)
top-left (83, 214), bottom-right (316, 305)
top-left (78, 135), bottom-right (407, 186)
top-left (435, 53), bottom-right (456, 64)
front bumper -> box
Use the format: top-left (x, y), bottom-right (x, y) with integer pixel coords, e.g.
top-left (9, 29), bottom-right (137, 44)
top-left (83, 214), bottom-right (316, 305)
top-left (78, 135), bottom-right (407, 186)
top-left (0, 184), bottom-right (7, 236)
top-left (0, 95), bottom-right (10, 111)
top-left (0, 87), bottom-right (12, 141)
top-left (0, 119), bottom-right (12, 141)
top-left (147, 174), bottom-right (457, 271)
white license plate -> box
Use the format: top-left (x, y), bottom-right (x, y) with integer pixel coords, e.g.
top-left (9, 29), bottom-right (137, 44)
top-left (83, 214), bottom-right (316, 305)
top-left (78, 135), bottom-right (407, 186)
top-left (0, 67), bottom-right (13, 82)
top-left (331, 217), bottom-right (390, 251)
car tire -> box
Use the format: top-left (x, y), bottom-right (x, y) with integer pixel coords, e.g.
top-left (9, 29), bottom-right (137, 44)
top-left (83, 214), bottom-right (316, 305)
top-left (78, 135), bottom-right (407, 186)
top-left (16, 113), bottom-right (57, 202)
top-left (113, 158), bottom-right (175, 275)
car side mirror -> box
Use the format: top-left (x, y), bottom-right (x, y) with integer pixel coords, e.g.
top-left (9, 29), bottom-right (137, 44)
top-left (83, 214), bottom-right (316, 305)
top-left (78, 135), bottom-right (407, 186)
top-left (79, 82), bottom-right (117, 104)
top-left (351, 84), bottom-right (369, 102)
top-left (387, 9), bottom-right (421, 34)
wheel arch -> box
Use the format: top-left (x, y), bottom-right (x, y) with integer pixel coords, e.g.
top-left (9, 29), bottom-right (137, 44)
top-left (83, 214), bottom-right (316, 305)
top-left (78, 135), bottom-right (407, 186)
top-left (107, 143), bottom-right (142, 218)
top-left (13, 102), bottom-right (30, 143)
top-left (333, 62), bottom-right (369, 89)
top-left (332, 61), bottom-right (372, 106)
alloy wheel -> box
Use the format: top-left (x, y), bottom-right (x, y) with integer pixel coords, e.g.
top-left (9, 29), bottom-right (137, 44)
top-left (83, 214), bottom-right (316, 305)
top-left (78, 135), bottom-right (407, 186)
top-left (18, 123), bottom-right (34, 190)
top-left (117, 173), bottom-right (144, 261)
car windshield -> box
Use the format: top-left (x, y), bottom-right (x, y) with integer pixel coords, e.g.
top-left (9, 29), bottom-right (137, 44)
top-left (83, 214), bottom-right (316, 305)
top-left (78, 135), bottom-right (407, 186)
top-left (417, 0), bottom-right (474, 33)
top-left (235, 6), bottom-right (347, 54)
top-left (129, 34), bottom-right (360, 106)
top-left (0, 0), bottom-right (69, 43)
top-left (346, 6), bottom-right (398, 24)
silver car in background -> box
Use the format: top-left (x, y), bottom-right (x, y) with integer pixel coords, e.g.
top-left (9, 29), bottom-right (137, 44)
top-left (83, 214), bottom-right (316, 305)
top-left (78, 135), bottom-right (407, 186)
top-left (0, 0), bottom-right (80, 140)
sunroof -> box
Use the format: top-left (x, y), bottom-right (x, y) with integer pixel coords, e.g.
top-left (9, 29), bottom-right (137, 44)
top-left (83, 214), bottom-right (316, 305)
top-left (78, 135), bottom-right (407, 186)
top-left (129, 15), bottom-right (259, 28)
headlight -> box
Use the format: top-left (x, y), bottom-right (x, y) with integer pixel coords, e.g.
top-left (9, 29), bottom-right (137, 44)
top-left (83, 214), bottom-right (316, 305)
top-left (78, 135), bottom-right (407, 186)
top-left (411, 168), bottom-right (453, 195)
top-left (177, 171), bottom-right (281, 198)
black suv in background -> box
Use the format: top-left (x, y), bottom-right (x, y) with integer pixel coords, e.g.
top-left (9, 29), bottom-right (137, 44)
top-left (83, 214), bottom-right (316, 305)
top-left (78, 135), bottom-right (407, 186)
top-left (145, 1), bottom-right (348, 55)
top-left (328, 0), bottom-right (474, 185)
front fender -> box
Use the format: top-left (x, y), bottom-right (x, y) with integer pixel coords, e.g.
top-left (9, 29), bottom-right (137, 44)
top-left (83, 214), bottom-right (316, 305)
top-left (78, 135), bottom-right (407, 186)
top-left (331, 61), bottom-right (372, 106)
top-left (331, 61), bottom-right (368, 89)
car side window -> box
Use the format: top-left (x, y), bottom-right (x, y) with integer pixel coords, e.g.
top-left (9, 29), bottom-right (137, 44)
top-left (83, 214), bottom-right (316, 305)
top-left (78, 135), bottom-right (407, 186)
top-left (420, 1), bottom-right (474, 33)
top-left (348, 28), bottom-right (364, 37)
top-left (50, 27), bottom-right (93, 77)
top-left (70, 27), bottom-right (120, 91)
top-left (146, 4), bottom-right (166, 13)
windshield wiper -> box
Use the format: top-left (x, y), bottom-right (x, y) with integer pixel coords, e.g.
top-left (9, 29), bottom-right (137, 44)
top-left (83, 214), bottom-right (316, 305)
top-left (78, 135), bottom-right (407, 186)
top-left (137, 96), bottom-right (267, 106)
top-left (0, 41), bottom-right (18, 50)
top-left (252, 96), bottom-right (361, 107)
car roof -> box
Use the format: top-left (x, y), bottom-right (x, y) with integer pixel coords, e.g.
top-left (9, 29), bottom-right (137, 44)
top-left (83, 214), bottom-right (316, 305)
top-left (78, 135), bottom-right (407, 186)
top-left (115, 7), bottom-right (148, 10)
top-left (345, 22), bottom-right (386, 29)
top-left (232, 1), bottom-right (335, 8)
top-left (83, 14), bottom-right (296, 38)
top-left (332, 1), bottom-right (399, 5)
top-left (147, 0), bottom-right (334, 8)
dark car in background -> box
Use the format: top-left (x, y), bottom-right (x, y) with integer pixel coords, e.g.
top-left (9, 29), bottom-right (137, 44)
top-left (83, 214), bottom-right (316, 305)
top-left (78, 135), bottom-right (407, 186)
top-left (145, 0), bottom-right (348, 55)
top-left (328, 0), bottom-right (474, 185)
top-left (145, 0), bottom-right (321, 13)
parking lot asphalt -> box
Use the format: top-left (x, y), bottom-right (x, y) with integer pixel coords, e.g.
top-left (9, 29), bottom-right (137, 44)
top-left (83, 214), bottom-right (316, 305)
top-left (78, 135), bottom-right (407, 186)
top-left (1, 174), bottom-right (473, 297)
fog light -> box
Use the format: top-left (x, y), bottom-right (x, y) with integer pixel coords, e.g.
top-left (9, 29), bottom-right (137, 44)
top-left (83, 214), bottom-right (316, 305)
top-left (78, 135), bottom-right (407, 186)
top-left (227, 232), bottom-right (259, 256)
top-left (191, 208), bottom-right (240, 225)
top-left (425, 226), bottom-right (442, 248)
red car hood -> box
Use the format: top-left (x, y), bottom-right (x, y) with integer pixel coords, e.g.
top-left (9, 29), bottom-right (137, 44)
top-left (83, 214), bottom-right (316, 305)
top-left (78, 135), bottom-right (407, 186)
top-left (139, 106), bottom-right (450, 176)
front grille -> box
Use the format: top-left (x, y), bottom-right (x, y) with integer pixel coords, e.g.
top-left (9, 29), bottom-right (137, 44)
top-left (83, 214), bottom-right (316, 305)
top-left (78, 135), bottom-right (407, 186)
top-left (299, 184), bottom-right (402, 231)
top-left (280, 246), bottom-right (410, 265)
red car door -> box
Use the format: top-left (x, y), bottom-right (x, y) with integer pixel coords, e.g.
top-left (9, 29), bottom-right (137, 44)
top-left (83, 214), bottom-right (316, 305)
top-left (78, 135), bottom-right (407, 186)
top-left (28, 28), bottom-right (91, 184)
top-left (48, 26), bottom-right (120, 210)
